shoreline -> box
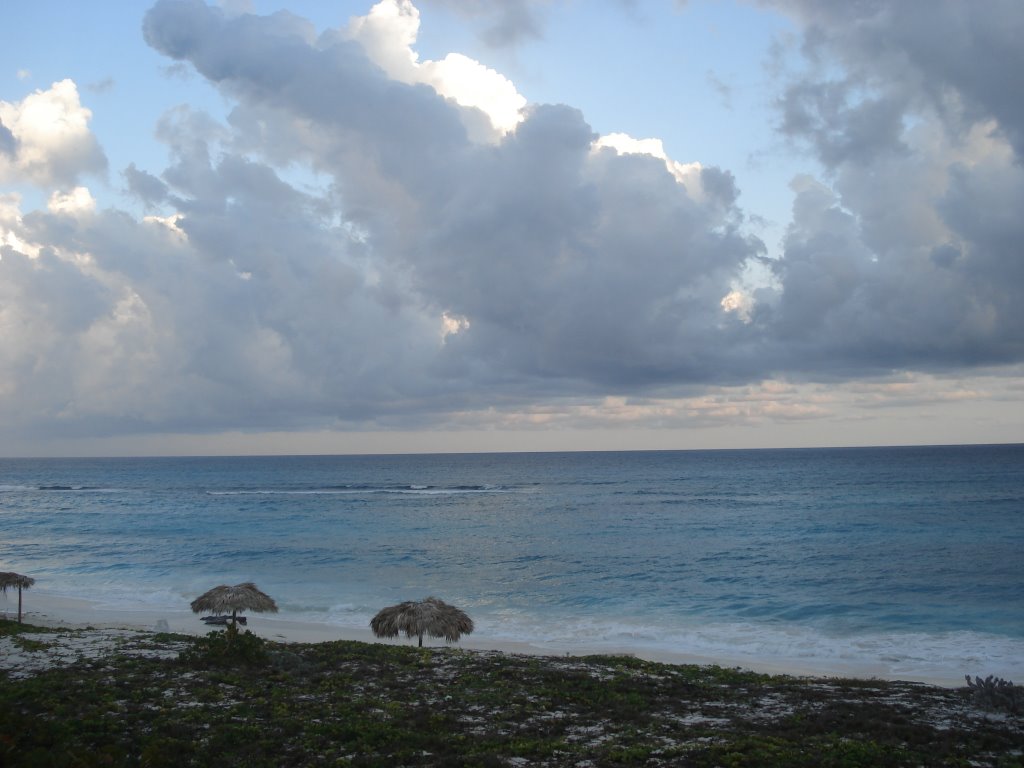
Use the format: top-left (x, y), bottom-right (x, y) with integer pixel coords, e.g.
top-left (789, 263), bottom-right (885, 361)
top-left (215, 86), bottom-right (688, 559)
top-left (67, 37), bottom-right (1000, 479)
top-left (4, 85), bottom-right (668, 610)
top-left (8, 590), bottom-right (972, 688)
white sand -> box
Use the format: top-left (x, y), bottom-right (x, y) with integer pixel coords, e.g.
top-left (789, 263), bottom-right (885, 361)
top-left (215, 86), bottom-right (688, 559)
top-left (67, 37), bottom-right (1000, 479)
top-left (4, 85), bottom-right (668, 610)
top-left (2, 590), bottom-right (964, 687)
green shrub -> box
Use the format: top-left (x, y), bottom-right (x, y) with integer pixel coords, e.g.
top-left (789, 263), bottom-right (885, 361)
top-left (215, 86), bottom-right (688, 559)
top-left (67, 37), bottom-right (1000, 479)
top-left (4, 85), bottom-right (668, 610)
top-left (179, 625), bottom-right (268, 667)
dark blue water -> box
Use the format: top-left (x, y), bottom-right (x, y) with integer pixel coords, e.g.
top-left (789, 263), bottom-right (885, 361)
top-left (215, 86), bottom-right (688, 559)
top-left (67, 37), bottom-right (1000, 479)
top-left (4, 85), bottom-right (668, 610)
top-left (1, 445), bottom-right (1022, 677)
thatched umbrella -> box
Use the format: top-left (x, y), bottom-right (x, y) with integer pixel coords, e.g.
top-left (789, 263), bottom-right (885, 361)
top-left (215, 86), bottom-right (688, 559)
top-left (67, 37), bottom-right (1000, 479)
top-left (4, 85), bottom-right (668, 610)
top-left (0, 571), bottom-right (35, 624)
top-left (370, 596), bottom-right (474, 647)
top-left (190, 582), bottom-right (278, 630)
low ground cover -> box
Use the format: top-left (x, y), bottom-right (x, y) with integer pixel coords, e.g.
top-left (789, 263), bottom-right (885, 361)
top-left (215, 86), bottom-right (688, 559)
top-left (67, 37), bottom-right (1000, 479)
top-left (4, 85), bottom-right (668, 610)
top-left (1, 619), bottom-right (1021, 766)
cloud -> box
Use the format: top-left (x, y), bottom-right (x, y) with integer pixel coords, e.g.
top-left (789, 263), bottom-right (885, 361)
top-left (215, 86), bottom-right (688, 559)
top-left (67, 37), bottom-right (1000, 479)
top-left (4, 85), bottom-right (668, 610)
top-left (0, 121), bottom-right (15, 158)
top-left (418, 0), bottom-right (544, 47)
top-left (2, 0), bottom-right (1023, 448)
top-left (47, 186), bottom-right (97, 216)
top-left (705, 70), bottom-right (734, 110)
top-left (3, 0), bottom-right (767, 440)
top-left (123, 162), bottom-right (171, 207)
top-left (85, 77), bottom-right (116, 94)
top-left (345, 0), bottom-right (526, 139)
top-left (593, 133), bottom-right (705, 199)
top-left (417, 0), bottom-right (643, 48)
top-left (756, 0), bottom-right (1024, 374)
top-left (0, 79), bottom-right (107, 188)
top-left (767, 0), bottom-right (1024, 159)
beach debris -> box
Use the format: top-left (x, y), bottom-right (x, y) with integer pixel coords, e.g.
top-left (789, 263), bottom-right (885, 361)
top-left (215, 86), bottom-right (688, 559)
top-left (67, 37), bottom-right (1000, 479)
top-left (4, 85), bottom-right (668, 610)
top-left (965, 674), bottom-right (1022, 714)
top-left (190, 582), bottom-right (277, 635)
top-left (0, 571), bottom-right (35, 623)
top-left (370, 596), bottom-right (474, 647)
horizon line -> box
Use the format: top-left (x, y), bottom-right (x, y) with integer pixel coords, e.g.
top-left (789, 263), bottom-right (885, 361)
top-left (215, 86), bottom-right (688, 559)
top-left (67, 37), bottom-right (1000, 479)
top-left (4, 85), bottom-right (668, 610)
top-left (3, 440), bottom-right (1021, 461)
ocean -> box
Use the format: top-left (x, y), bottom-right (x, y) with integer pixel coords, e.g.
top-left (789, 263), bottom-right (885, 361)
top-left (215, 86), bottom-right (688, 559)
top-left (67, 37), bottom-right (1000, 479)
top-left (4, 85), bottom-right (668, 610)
top-left (1, 445), bottom-right (1022, 681)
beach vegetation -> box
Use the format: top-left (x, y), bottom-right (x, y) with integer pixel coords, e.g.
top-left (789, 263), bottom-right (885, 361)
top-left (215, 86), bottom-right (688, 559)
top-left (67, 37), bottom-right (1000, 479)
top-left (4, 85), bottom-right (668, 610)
top-left (1, 619), bottom-right (1022, 766)
top-left (179, 627), bottom-right (269, 667)
top-left (966, 675), bottom-right (1023, 715)
top-left (9, 635), bottom-right (52, 653)
top-left (0, 620), bottom-right (52, 638)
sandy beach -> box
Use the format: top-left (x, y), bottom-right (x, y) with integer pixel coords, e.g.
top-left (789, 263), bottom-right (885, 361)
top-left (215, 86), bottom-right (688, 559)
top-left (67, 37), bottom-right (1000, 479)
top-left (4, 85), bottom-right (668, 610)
top-left (5, 590), bottom-right (965, 687)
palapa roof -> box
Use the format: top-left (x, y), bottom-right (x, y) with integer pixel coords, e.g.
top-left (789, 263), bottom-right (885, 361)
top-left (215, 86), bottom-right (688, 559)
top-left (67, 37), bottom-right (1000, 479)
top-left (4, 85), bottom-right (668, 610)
top-left (190, 582), bottom-right (278, 615)
top-left (370, 596), bottom-right (474, 644)
top-left (0, 572), bottom-right (35, 593)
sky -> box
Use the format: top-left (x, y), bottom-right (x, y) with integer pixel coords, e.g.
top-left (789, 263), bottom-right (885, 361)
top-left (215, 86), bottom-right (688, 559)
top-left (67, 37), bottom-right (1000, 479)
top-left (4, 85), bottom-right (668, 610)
top-left (1, 0), bottom-right (1022, 457)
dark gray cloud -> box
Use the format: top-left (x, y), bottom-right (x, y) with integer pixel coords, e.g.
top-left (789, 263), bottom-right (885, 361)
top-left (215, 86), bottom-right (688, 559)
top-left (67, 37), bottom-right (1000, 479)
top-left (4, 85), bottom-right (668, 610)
top-left (761, 173), bottom-right (1024, 376)
top-left (769, 0), bottom-right (1024, 159)
top-left (778, 81), bottom-right (908, 168)
top-left (756, 0), bottom-right (1024, 375)
top-left (123, 162), bottom-right (170, 206)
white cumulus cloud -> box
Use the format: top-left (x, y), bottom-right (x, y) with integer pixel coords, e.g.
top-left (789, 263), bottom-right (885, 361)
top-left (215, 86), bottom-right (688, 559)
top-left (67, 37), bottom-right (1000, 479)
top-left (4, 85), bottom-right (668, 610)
top-left (0, 79), bottom-right (107, 188)
top-left (347, 0), bottom-right (526, 140)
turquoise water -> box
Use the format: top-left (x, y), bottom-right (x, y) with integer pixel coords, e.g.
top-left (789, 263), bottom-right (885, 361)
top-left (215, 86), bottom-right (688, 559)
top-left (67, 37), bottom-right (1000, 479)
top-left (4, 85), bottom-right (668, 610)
top-left (1, 445), bottom-right (1022, 675)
